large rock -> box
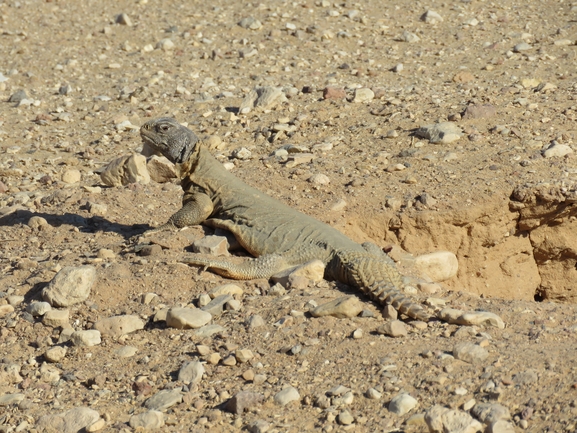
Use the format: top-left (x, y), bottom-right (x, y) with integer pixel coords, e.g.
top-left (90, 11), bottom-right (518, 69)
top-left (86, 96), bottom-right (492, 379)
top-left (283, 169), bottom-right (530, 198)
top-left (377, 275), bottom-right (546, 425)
top-left (310, 296), bottom-right (363, 319)
top-left (42, 266), bottom-right (96, 307)
top-left (147, 155), bottom-right (176, 183)
top-left (94, 315), bottom-right (145, 338)
top-left (414, 251), bottom-right (458, 282)
top-left (100, 153), bottom-right (150, 186)
top-left (166, 307), bottom-right (212, 329)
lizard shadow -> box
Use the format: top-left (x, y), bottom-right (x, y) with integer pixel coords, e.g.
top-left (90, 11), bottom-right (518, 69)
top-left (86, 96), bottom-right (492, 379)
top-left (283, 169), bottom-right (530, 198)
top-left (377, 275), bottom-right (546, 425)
top-left (0, 208), bottom-right (148, 239)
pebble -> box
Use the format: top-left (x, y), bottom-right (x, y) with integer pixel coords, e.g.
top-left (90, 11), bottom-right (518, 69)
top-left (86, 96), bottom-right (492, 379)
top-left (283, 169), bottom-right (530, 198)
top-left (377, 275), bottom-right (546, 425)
top-left (382, 304), bottom-right (398, 320)
top-left (178, 360), bottom-right (204, 385)
top-left (272, 259), bottom-right (325, 287)
top-left (156, 38), bottom-right (175, 51)
top-left (308, 173), bottom-right (330, 185)
top-left (239, 86), bottom-right (285, 114)
top-left (36, 407), bottom-right (101, 433)
top-left (415, 123), bottom-right (463, 144)
top-left (96, 248), bottom-right (114, 259)
top-left (352, 328), bottom-right (363, 339)
top-left (61, 169), bottom-right (81, 184)
top-left (194, 324), bottom-right (225, 338)
top-left (421, 10), bottom-right (443, 24)
top-left (145, 388), bottom-right (183, 411)
top-left (201, 294), bottom-right (233, 317)
top-left (338, 410), bottom-right (354, 425)
top-left (453, 342), bottom-right (489, 364)
top-left (311, 296), bottom-right (363, 318)
top-left (28, 216), bottom-right (49, 230)
top-left (543, 142), bottom-right (573, 158)
top-left (42, 265), bottom-right (96, 307)
top-left (225, 391), bottom-right (265, 414)
top-left (366, 387), bottom-right (382, 400)
top-left (115, 13), bottom-right (132, 26)
top-left (453, 71), bottom-right (475, 83)
top-left (425, 405), bottom-right (483, 433)
top-left (193, 236), bottom-right (230, 256)
top-left (274, 386), bottom-right (300, 406)
top-left (247, 314), bottom-right (266, 328)
top-left (94, 315), bottom-right (145, 338)
top-left (414, 251), bottom-right (459, 282)
top-left (8, 89), bottom-right (27, 102)
top-left (238, 17), bottom-right (262, 30)
top-left (248, 420), bottom-right (270, 433)
top-left (27, 301), bottom-right (52, 316)
top-left (129, 410), bottom-right (165, 429)
top-left (462, 104), bottom-right (496, 120)
top-left (115, 346), bottom-right (138, 358)
top-left (147, 155), bottom-right (176, 183)
top-left (42, 309), bottom-right (70, 328)
top-left (0, 393), bottom-right (25, 406)
top-left (232, 147), bottom-right (252, 160)
top-left (471, 403), bottom-right (511, 424)
top-left (353, 88), bottom-right (374, 103)
top-left (323, 86), bottom-right (346, 99)
top-left (44, 346), bottom-right (67, 363)
top-left (235, 349), bottom-right (254, 363)
top-left (400, 30), bottom-right (420, 43)
top-left (166, 307), bottom-right (212, 329)
top-left (454, 311), bottom-right (505, 329)
top-left (377, 320), bottom-right (408, 338)
top-left (71, 330), bottom-right (101, 347)
top-left (86, 418), bottom-right (106, 432)
top-left (388, 393), bottom-right (418, 415)
top-left (330, 199), bottom-right (347, 212)
top-left (100, 153), bottom-right (150, 187)
top-left (513, 42), bottom-right (532, 52)
top-left (7, 295), bottom-right (24, 306)
top-left (209, 284), bottom-right (243, 299)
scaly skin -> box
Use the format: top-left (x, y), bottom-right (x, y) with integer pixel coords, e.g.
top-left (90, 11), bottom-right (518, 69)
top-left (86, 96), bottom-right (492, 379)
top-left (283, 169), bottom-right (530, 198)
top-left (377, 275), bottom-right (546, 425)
top-left (140, 117), bottom-right (430, 321)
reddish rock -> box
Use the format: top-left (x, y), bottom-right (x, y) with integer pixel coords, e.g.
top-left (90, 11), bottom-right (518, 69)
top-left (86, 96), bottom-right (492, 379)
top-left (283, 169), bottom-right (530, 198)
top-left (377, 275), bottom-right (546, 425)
top-left (323, 86), bottom-right (346, 99)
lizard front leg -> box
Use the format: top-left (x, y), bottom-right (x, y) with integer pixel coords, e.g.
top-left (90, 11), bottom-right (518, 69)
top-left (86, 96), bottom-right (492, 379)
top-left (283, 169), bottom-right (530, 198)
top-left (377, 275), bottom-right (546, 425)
top-left (143, 192), bottom-right (214, 236)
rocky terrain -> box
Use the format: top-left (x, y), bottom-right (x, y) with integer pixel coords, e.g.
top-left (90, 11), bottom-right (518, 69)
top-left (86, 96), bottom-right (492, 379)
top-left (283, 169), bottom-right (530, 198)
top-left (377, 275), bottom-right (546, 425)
top-left (1, 0), bottom-right (577, 431)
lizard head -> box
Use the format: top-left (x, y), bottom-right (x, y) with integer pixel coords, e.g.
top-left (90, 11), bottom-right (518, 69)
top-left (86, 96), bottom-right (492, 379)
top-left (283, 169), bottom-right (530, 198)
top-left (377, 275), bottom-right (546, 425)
top-left (140, 117), bottom-right (199, 164)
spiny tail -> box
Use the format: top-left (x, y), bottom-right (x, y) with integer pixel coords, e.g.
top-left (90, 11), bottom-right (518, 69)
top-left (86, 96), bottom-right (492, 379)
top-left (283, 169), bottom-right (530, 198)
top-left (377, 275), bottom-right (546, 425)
top-left (331, 250), bottom-right (430, 321)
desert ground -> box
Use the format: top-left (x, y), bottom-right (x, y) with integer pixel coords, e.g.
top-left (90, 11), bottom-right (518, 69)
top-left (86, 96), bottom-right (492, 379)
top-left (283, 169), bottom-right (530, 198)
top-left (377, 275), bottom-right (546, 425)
top-left (1, 0), bottom-right (577, 432)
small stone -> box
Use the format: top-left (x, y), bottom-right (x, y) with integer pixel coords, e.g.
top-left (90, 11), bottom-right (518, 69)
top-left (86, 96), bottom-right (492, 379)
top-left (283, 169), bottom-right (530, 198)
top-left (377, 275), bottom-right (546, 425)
top-left (414, 251), bottom-right (459, 282)
top-left (27, 301), bottom-right (52, 316)
top-left (462, 104), bottom-right (496, 120)
top-left (8, 89), bottom-right (27, 103)
top-left (61, 169), bottom-right (81, 184)
top-left (352, 328), bottom-right (363, 339)
top-left (389, 393), bottom-right (418, 415)
top-left (0, 393), bottom-right (24, 406)
top-left (129, 410), bottom-right (165, 429)
top-left (0, 304), bottom-right (14, 318)
top-left (392, 63), bottom-right (404, 73)
top-left (147, 155), bottom-right (176, 183)
top-left (353, 88), bottom-right (374, 103)
top-left (145, 388), bottom-right (183, 411)
top-left (178, 360), bottom-right (204, 385)
top-left (400, 30), bottom-right (420, 43)
top-left (209, 284), bottom-right (243, 299)
top-left (206, 353), bottom-right (221, 365)
top-left (330, 199), bottom-right (347, 212)
top-left (453, 342), bottom-right (489, 364)
top-left (115, 13), bottom-right (132, 26)
top-left (242, 369), bottom-right (255, 381)
top-left (232, 147), bottom-right (252, 160)
top-left (338, 410), bottom-right (354, 425)
top-left (377, 320), bottom-right (408, 338)
top-left (201, 294), bottom-right (233, 317)
top-left (192, 236), bottom-right (230, 256)
top-left (28, 216), bottom-right (49, 230)
top-left (71, 330), bottom-right (101, 347)
top-left (42, 266), bottom-right (96, 307)
top-left (238, 17), bottom-right (263, 30)
top-left (194, 324), bottom-right (225, 338)
top-left (166, 307), bottom-right (212, 329)
top-left (308, 173), bottom-right (330, 185)
top-left (453, 71), bottom-right (475, 83)
top-left (437, 308), bottom-right (465, 322)
top-left (198, 293), bottom-right (211, 307)
top-left (100, 153), bottom-right (150, 187)
top-left (247, 314), bottom-right (265, 328)
top-left (235, 349), bottom-right (254, 363)
top-left (513, 42), bottom-right (532, 52)
top-left (471, 403), bottom-right (511, 425)
top-left (425, 405), bottom-right (483, 433)
top-left (139, 244), bottom-right (162, 256)
top-left (323, 86), bottom-right (346, 99)
top-left (543, 142), bottom-right (573, 158)
top-left (311, 296), bottom-right (363, 318)
top-left (366, 387), bottom-right (382, 400)
top-left (42, 309), bottom-right (70, 328)
top-left (7, 295), bottom-right (24, 306)
top-left (156, 38), bottom-right (175, 51)
top-left (421, 10), bottom-right (443, 24)
top-left (222, 355), bottom-right (237, 366)
top-left (272, 259), bottom-right (325, 287)
top-left (225, 391), bottom-right (265, 414)
top-left (94, 315), bottom-right (145, 338)
top-left (454, 311), bottom-right (505, 329)
top-left (248, 420), bottom-right (270, 433)
top-left (415, 123), bottom-right (463, 144)
top-left (96, 248), bottom-right (114, 259)
top-left (382, 304), bottom-right (398, 320)
top-left (115, 346), bottom-right (138, 358)
top-left (239, 86), bottom-right (285, 114)
top-left (86, 418), bottom-right (106, 432)
top-left (36, 407), bottom-right (100, 433)
top-left (274, 386), bottom-right (300, 406)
